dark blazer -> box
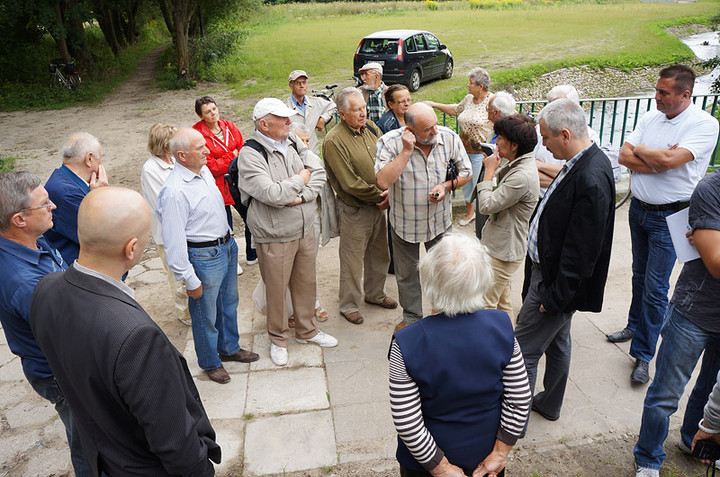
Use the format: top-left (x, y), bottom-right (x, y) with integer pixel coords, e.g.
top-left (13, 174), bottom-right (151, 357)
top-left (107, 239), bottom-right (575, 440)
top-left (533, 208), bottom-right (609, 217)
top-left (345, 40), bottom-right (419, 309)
top-left (30, 265), bottom-right (221, 477)
top-left (523, 143), bottom-right (615, 314)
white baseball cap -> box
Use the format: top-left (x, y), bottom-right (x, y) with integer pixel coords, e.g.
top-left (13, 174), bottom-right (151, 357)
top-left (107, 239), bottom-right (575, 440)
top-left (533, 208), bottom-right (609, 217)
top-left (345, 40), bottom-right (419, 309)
top-left (359, 62), bottom-right (383, 75)
top-left (288, 70), bottom-right (308, 82)
top-left (252, 98), bottom-right (298, 121)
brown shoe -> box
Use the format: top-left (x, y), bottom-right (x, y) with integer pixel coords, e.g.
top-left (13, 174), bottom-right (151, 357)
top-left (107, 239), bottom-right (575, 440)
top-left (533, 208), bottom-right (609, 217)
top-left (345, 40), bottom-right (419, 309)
top-left (393, 321), bottom-right (408, 333)
top-left (206, 366), bottom-right (231, 384)
top-left (365, 296), bottom-right (398, 309)
top-left (220, 349), bottom-right (260, 363)
top-left (343, 311), bottom-right (364, 324)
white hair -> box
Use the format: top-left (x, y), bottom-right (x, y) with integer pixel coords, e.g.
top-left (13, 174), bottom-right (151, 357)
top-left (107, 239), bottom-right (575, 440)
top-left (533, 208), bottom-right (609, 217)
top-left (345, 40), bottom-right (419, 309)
top-left (538, 98), bottom-right (588, 139)
top-left (61, 133), bottom-right (101, 164)
top-left (491, 92), bottom-right (516, 116)
top-left (547, 84), bottom-right (580, 105)
top-left (468, 67), bottom-right (491, 90)
top-left (336, 87), bottom-right (364, 113)
top-left (419, 232), bottom-right (494, 317)
top-left (290, 123), bottom-right (310, 135)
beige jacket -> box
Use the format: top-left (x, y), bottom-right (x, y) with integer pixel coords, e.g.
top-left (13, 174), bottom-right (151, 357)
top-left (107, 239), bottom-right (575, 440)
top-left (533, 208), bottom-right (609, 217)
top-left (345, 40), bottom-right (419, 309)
top-left (477, 151), bottom-right (539, 262)
top-left (238, 131), bottom-right (326, 244)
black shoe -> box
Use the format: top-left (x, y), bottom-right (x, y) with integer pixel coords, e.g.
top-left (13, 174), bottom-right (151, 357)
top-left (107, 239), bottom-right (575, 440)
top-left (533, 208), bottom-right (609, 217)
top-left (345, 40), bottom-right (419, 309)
top-left (631, 359), bottom-right (650, 384)
top-left (606, 327), bottom-right (634, 343)
top-left (531, 401), bottom-right (560, 421)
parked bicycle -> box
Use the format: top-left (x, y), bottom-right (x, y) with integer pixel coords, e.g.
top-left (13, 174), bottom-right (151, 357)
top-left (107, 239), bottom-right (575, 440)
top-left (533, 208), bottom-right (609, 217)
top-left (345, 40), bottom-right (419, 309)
top-left (49, 60), bottom-right (81, 91)
top-left (311, 84), bottom-right (338, 129)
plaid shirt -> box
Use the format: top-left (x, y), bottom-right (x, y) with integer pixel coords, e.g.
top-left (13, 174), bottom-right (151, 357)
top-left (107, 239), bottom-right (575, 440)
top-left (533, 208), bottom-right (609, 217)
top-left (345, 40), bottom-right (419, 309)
top-left (527, 146), bottom-right (589, 263)
top-left (365, 84), bottom-right (386, 124)
top-left (375, 126), bottom-right (472, 243)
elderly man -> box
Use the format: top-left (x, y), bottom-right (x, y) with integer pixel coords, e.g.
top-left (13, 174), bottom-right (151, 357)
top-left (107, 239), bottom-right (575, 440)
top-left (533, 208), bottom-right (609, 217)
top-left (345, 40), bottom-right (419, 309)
top-left (376, 102), bottom-right (472, 331)
top-left (534, 85), bottom-right (599, 197)
top-left (45, 132), bottom-right (108, 264)
top-left (487, 91), bottom-right (517, 143)
top-left (606, 65), bottom-right (719, 385)
top-left (323, 87), bottom-right (397, 325)
top-left (286, 70), bottom-right (337, 155)
top-left (31, 187), bottom-right (221, 477)
top-left (359, 62), bottom-right (387, 124)
top-left (516, 99), bottom-right (615, 422)
top-left (0, 172), bottom-right (90, 476)
top-left (157, 128), bottom-right (258, 385)
top-left (238, 98), bottom-right (337, 367)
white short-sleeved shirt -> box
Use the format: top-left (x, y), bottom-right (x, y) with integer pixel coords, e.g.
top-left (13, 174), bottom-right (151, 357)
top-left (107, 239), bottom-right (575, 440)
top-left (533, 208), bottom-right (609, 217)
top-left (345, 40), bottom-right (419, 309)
top-left (627, 103), bottom-right (719, 204)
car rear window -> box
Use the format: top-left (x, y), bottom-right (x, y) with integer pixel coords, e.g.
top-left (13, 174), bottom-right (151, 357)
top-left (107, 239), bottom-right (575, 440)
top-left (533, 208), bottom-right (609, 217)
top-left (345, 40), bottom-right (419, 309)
top-left (359, 38), bottom-right (399, 55)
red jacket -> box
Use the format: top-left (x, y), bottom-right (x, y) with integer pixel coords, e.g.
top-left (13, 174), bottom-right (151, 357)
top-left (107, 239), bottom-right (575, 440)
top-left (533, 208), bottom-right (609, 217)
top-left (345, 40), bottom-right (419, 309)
top-left (193, 119), bottom-right (244, 205)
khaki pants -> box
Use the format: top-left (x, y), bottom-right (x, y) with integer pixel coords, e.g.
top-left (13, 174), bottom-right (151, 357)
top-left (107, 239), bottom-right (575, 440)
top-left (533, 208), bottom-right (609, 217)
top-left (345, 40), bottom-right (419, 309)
top-left (257, 230), bottom-right (317, 347)
top-left (338, 202), bottom-right (390, 315)
top-left (483, 256), bottom-right (523, 318)
top-left (157, 244), bottom-right (188, 314)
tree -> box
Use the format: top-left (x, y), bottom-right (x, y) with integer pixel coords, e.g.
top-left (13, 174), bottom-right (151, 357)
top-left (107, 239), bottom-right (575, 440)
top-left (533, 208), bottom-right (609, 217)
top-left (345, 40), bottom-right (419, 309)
top-left (90, 0), bottom-right (143, 57)
top-left (157, 0), bottom-right (197, 80)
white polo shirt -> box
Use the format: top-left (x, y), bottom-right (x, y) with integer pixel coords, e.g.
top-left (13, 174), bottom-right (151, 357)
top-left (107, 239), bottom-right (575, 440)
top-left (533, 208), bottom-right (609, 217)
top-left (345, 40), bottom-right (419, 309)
top-left (627, 103), bottom-right (718, 204)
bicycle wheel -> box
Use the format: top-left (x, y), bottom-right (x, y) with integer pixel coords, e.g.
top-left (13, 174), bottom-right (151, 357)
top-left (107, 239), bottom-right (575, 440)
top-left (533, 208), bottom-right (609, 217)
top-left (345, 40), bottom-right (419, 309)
top-left (68, 74), bottom-right (81, 91)
top-left (615, 169), bottom-right (632, 209)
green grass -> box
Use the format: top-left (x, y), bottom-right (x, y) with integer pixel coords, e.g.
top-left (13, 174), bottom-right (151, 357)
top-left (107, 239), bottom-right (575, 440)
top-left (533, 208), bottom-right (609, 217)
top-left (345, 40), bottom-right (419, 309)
top-left (0, 22), bottom-right (168, 111)
top-left (0, 154), bottom-right (17, 172)
top-left (216, 0), bottom-right (719, 106)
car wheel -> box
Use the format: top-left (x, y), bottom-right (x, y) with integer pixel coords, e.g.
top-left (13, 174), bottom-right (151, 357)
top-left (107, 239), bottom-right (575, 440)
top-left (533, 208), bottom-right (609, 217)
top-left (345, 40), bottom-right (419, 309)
top-left (442, 59), bottom-right (454, 79)
top-left (408, 69), bottom-right (421, 92)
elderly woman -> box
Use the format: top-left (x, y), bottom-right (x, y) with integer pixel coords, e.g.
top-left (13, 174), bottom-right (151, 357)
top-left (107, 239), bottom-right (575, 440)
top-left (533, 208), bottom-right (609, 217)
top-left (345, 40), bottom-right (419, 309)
top-left (377, 84), bottom-right (412, 134)
top-left (390, 232), bottom-right (531, 477)
top-left (192, 96), bottom-right (255, 274)
top-left (477, 114), bottom-right (539, 317)
top-left (428, 67), bottom-right (494, 226)
top-left (140, 123), bottom-right (190, 326)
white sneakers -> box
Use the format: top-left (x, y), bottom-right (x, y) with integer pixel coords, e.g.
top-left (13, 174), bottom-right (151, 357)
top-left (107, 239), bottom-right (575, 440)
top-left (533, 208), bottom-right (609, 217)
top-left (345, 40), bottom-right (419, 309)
top-left (270, 343), bottom-right (288, 366)
top-left (635, 466), bottom-right (659, 477)
top-left (296, 330), bottom-right (338, 347)
top-left (237, 263), bottom-right (243, 275)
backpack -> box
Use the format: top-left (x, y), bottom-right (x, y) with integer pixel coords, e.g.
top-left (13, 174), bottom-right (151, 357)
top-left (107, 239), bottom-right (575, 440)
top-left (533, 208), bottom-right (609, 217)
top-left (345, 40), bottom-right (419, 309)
top-left (225, 137), bottom-right (300, 206)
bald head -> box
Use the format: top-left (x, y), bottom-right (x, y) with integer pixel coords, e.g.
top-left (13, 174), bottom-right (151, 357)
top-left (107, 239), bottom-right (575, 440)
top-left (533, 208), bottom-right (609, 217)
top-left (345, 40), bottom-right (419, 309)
top-left (405, 102), bottom-right (438, 146)
top-left (170, 128), bottom-right (208, 173)
top-left (404, 102), bottom-right (434, 127)
top-left (78, 187), bottom-right (150, 266)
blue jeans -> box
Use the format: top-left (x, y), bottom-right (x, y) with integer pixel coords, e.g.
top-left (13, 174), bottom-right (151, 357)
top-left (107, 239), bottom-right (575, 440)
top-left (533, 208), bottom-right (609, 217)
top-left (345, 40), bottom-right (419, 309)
top-left (627, 198), bottom-right (677, 364)
top-left (462, 153), bottom-right (484, 204)
top-left (26, 374), bottom-right (92, 477)
top-left (634, 304), bottom-right (720, 470)
top-left (188, 239), bottom-right (241, 370)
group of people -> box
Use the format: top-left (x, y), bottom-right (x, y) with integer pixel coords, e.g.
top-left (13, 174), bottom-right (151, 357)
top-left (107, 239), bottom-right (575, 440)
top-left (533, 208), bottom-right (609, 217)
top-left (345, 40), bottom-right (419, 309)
top-left (1, 62), bottom-right (719, 477)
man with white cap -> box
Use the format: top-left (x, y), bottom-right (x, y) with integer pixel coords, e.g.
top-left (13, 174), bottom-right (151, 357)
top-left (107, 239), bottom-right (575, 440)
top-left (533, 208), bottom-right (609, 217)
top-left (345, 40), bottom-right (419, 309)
top-left (358, 62), bottom-right (387, 124)
top-left (285, 69), bottom-right (337, 155)
top-left (238, 98), bottom-right (338, 366)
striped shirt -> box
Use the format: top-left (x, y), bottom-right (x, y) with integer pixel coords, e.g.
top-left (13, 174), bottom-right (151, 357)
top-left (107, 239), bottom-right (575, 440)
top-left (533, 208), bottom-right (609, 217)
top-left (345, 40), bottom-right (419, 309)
top-left (375, 126), bottom-right (472, 243)
top-left (156, 163), bottom-right (231, 291)
top-left (527, 145), bottom-right (589, 264)
top-left (389, 338), bottom-right (531, 470)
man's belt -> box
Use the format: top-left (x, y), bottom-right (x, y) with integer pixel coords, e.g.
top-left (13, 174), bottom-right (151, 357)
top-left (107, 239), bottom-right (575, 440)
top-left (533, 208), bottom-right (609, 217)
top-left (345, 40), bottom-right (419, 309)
top-left (187, 232), bottom-right (232, 248)
top-left (637, 199), bottom-right (690, 212)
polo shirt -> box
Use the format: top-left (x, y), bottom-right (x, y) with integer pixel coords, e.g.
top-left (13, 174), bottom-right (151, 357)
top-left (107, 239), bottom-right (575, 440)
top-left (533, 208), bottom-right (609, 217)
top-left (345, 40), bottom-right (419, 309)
top-left (323, 120), bottom-right (384, 208)
top-left (0, 235), bottom-right (65, 379)
top-left (627, 103), bottom-right (719, 204)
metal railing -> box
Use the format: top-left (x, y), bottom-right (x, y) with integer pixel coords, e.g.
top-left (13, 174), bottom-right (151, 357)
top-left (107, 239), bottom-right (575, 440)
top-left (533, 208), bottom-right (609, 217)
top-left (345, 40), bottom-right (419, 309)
top-left (441, 94), bottom-right (720, 165)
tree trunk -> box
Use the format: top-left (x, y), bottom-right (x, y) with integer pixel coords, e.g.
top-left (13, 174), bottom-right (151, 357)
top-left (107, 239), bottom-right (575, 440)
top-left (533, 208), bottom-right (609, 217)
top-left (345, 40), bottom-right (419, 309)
top-left (63, 0), bottom-right (94, 69)
top-left (92, 2), bottom-right (123, 56)
top-left (52, 1), bottom-right (72, 63)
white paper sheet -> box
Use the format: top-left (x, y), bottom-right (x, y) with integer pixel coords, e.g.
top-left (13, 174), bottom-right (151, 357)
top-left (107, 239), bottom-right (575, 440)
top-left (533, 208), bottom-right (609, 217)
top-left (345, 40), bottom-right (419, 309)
top-left (666, 208), bottom-right (700, 263)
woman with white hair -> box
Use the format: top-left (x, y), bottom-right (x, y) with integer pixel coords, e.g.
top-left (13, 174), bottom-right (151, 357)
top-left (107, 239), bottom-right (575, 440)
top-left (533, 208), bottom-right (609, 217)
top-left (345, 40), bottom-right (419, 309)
top-left (427, 67), bottom-right (494, 227)
top-left (389, 232), bottom-right (531, 477)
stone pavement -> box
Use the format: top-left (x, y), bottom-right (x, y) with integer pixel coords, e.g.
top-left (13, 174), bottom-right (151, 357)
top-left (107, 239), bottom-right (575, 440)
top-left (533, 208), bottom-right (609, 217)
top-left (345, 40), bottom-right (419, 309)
top-left (0, 204), bottom-right (696, 476)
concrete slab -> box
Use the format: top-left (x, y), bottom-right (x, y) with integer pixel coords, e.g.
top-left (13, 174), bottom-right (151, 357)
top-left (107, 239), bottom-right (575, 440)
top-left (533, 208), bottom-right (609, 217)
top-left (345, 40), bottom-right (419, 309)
top-left (0, 343), bottom-right (15, 367)
top-left (194, 372), bottom-right (248, 420)
top-left (132, 269), bottom-right (168, 284)
top-left (249, 332), bottom-right (323, 371)
top-left (245, 367), bottom-right (329, 415)
top-left (244, 410), bottom-right (336, 475)
top-left (0, 358), bottom-right (25, 382)
top-left (143, 256), bottom-right (164, 270)
top-left (326, 358), bottom-right (389, 406)
top-left (333, 401), bottom-right (394, 443)
top-left (5, 399), bottom-right (57, 429)
top-left (211, 418), bottom-right (245, 474)
top-left (337, 434), bottom-right (397, 464)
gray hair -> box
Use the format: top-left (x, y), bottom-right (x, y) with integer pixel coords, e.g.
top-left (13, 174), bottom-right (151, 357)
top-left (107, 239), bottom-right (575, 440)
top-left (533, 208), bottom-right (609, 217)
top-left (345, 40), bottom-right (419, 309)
top-left (419, 232), bottom-right (493, 317)
top-left (169, 131), bottom-right (191, 157)
top-left (290, 123), bottom-right (310, 135)
top-left (547, 84), bottom-right (580, 105)
top-left (538, 98), bottom-right (588, 139)
top-left (0, 171), bottom-right (42, 232)
top-left (336, 87), bottom-right (364, 114)
top-left (62, 132), bottom-right (101, 164)
top-left (468, 67), bottom-right (491, 90)
top-left (491, 91), bottom-right (516, 116)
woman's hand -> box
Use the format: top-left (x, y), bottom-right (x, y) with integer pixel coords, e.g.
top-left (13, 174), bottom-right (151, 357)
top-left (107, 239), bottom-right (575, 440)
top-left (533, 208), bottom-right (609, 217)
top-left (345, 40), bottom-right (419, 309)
top-left (482, 153), bottom-right (501, 181)
top-left (473, 440), bottom-right (512, 477)
top-left (430, 457), bottom-right (466, 477)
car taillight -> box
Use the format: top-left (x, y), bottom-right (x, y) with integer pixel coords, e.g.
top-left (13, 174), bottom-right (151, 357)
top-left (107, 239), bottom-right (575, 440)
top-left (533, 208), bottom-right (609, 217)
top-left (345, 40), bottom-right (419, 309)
top-left (398, 39), bottom-right (403, 61)
top-left (354, 41), bottom-right (362, 60)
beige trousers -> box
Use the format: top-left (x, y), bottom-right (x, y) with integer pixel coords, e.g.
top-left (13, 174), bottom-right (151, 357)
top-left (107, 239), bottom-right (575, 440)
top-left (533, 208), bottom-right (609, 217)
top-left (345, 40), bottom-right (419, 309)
top-left (483, 256), bottom-right (523, 318)
top-left (257, 230), bottom-right (317, 347)
top-left (157, 244), bottom-right (189, 313)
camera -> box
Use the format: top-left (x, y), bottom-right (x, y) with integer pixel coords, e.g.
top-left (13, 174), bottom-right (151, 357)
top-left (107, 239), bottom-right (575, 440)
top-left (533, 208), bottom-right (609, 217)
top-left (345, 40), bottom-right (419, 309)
top-left (692, 439), bottom-right (720, 461)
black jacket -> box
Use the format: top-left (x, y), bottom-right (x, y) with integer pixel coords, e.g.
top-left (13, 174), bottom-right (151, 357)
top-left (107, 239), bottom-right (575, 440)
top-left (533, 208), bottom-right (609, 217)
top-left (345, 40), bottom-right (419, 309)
top-left (30, 265), bottom-right (221, 477)
top-left (523, 143), bottom-right (615, 314)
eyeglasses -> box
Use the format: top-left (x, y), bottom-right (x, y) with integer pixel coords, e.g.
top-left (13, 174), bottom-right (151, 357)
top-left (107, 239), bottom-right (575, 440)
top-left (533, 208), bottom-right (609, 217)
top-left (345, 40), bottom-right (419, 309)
top-left (18, 201), bottom-right (55, 214)
top-left (391, 98), bottom-right (412, 105)
top-left (293, 80), bottom-right (308, 86)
